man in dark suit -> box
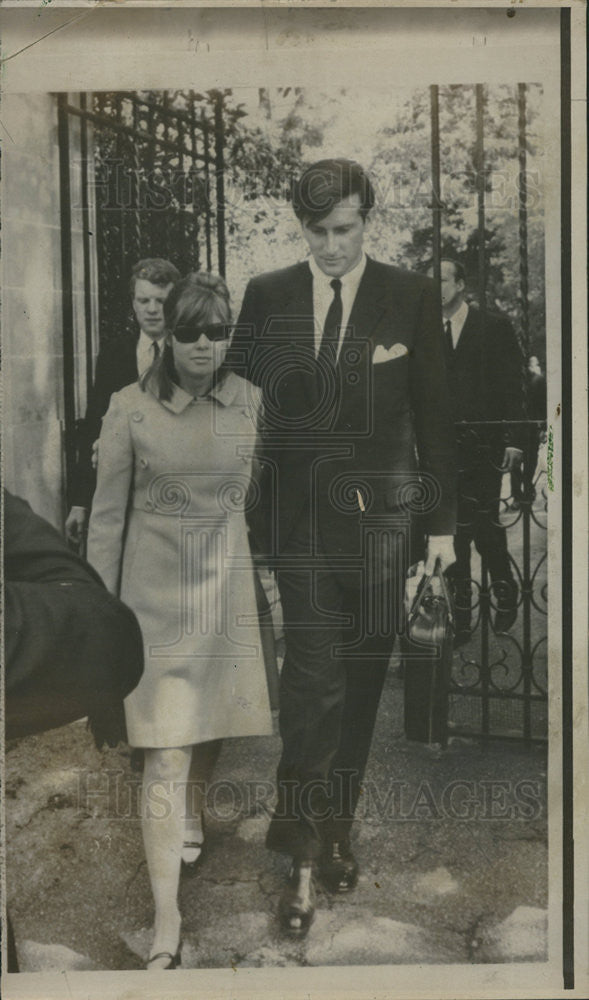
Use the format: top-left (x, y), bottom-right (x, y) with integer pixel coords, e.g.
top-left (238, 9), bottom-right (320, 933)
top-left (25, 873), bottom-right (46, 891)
top-left (427, 258), bottom-right (525, 643)
top-left (65, 258), bottom-right (180, 547)
top-left (235, 160), bottom-right (456, 934)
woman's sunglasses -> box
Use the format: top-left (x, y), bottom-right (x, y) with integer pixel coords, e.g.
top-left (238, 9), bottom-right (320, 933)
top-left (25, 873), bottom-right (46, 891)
top-left (172, 324), bottom-right (232, 344)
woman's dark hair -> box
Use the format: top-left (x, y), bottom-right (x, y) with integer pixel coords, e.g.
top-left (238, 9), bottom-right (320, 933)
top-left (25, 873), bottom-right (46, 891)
top-left (140, 272), bottom-right (232, 401)
top-left (292, 158), bottom-right (375, 225)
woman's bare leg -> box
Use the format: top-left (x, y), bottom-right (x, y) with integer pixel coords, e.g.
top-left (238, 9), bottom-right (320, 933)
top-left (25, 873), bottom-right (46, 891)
top-left (184, 739), bottom-right (223, 849)
top-left (142, 745), bottom-right (192, 968)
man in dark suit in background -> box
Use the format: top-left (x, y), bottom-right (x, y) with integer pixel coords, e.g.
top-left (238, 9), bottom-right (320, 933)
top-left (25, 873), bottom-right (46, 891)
top-left (427, 258), bottom-right (525, 644)
top-left (236, 160), bottom-right (456, 934)
top-left (65, 258), bottom-right (180, 548)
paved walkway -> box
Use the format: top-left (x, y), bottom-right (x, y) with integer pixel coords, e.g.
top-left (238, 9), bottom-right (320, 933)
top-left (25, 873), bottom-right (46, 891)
top-left (6, 667), bottom-right (547, 972)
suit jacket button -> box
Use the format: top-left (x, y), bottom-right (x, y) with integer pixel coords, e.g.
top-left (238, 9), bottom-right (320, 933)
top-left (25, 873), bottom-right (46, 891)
top-left (347, 372), bottom-right (360, 385)
top-left (132, 410), bottom-right (144, 422)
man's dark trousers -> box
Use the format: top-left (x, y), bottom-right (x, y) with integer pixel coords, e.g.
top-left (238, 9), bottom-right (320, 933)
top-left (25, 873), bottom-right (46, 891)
top-left (266, 501), bottom-right (402, 861)
top-left (452, 455), bottom-right (516, 611)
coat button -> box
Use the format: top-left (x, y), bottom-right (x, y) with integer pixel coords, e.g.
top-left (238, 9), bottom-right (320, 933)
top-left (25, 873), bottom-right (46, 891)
top-left (132, 410), bottom-right (144, 422)
top-left (144, 500), bottom-right (154, 511)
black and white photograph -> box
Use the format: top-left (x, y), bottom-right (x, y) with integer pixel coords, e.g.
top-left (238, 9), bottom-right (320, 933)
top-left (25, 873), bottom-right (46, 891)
top-left (1, 4), bottom-right (586, 1000)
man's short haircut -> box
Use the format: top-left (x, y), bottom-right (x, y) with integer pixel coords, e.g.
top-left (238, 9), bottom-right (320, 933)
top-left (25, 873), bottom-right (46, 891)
top-left (292, 159), bottom-right (375, 225)
top-left (130, 258), bottom-right (181, 296)
top-left (440, 257), bottom-right (466, 284)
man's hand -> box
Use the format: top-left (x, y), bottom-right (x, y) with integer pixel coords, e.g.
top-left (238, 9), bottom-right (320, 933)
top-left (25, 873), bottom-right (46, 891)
top-left (424, 535), bottom-right (455, 574)
top-left (404, 537), bottom-right (455, 613)
top-left (502, 447), bottom-right (523, 473)
top-left (91, 439), bottom-right (100, 471)
top-left (65, 506), bottom-right (88, 548)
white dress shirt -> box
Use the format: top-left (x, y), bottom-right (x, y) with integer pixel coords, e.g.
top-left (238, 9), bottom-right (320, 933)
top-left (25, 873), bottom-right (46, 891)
top-left (445, 299), bottom-right (469, 350)
top-left (308, 252), bottom-right (367, 360)
top-left (136, 331), bottom-right (165, 376)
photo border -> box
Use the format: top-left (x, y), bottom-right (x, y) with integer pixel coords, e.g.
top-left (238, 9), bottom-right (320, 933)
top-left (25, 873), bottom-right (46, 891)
top-left (1, 4), bottom-right (586, 999)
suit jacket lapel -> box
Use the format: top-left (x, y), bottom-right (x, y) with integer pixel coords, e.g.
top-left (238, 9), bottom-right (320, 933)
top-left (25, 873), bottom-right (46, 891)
top-left (119, 334), bottom-right (139, 383)
top-left (336, 258), bottom-right (388, 423)
top-left (277, 263), bottom-right (318, 412)
top-left (454, 306), bottom-right (478, 358)
top-left (280, 262), bottom-right (314, 333)
top-left (344, 257), bottom-right (387, 348)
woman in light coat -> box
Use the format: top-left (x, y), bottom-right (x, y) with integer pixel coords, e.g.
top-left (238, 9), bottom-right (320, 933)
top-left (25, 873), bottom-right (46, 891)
top-left (88, 272), bottom-right (272, 970)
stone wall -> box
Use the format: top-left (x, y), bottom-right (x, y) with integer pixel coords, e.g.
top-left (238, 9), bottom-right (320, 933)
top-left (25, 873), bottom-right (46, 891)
top-left (3, 93), bottom-right (94, 531)
top-left (3, 93), bottom-right (66, 527)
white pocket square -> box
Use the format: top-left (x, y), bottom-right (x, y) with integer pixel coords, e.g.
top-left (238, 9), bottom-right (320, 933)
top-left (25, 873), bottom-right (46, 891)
top-left (372, 343), bottom-right (409, 364)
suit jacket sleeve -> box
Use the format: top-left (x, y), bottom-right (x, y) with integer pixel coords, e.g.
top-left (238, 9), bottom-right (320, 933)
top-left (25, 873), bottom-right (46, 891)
top-left (232, 279), bottom-right (258, 383)
top-left (86, 391), bottom-right (134, 594)
top-left (68, 340), bottom-right (137, 510)
top-left (409, 280), bottom-right (457, 536)
top-left (494, 315), bottom-right (525, 450)
top-left (4, 490), bottom-right (143, 745)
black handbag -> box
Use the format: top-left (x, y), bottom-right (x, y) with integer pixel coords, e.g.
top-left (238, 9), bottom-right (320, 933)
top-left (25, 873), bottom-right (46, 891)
top-left (402, 561), bottom-right (454, 746)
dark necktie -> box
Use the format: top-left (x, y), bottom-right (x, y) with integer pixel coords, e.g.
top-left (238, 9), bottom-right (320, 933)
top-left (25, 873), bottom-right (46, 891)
top-left (318, 278), bottom-right (343, 366)
top-left (152, 340), bottom-right (160, 360)
top-left (444, 319), bottom-right (453, 354)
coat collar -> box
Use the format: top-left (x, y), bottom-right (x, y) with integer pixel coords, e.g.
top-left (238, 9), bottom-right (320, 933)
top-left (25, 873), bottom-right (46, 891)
top-left (152, 370), bottom-right (245, 414)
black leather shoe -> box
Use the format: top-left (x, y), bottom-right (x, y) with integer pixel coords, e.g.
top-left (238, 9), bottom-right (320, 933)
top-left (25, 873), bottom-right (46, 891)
top-left (278, 861), bottom-right (316, 937)
top-left (452, 607), bottom-right (472, 648)
top-left (453, 628), bottom-right (472, 649)
top-left (318, 839), bottom-right (359, 894)
top-left (494, 605), bottom-right (517, 633)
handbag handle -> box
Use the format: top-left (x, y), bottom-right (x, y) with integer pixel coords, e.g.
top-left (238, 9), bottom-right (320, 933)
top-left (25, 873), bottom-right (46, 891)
top-left (407, 558), bottom-right (454, 628)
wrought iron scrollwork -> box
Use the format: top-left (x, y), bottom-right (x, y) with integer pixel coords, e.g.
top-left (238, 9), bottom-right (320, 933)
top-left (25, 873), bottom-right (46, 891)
top-left (448, 419), bottom-right (548, 742)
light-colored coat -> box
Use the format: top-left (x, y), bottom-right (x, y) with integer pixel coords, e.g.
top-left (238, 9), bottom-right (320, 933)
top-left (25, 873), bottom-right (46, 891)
top-left (87, 373), bottom-right (272, 748)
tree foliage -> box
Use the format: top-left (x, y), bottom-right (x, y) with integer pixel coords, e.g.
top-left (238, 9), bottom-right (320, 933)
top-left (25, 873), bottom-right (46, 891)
top-left (223, 83), bottom-right (545, 361)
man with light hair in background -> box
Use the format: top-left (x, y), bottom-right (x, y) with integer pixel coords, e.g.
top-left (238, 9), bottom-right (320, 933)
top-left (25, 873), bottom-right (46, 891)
top-left (65, 257), bottom-right (180, 548)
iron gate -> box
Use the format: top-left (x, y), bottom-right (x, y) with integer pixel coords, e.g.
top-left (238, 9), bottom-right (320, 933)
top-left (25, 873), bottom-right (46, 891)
top-left (446, 419), bottom-right (548, 743)
top-left (55, 84), bottom-right (548, 743)
top-left (57, 88), bottom-right (233, 493)
top-left (428, 83), bottom-right (547, 743)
